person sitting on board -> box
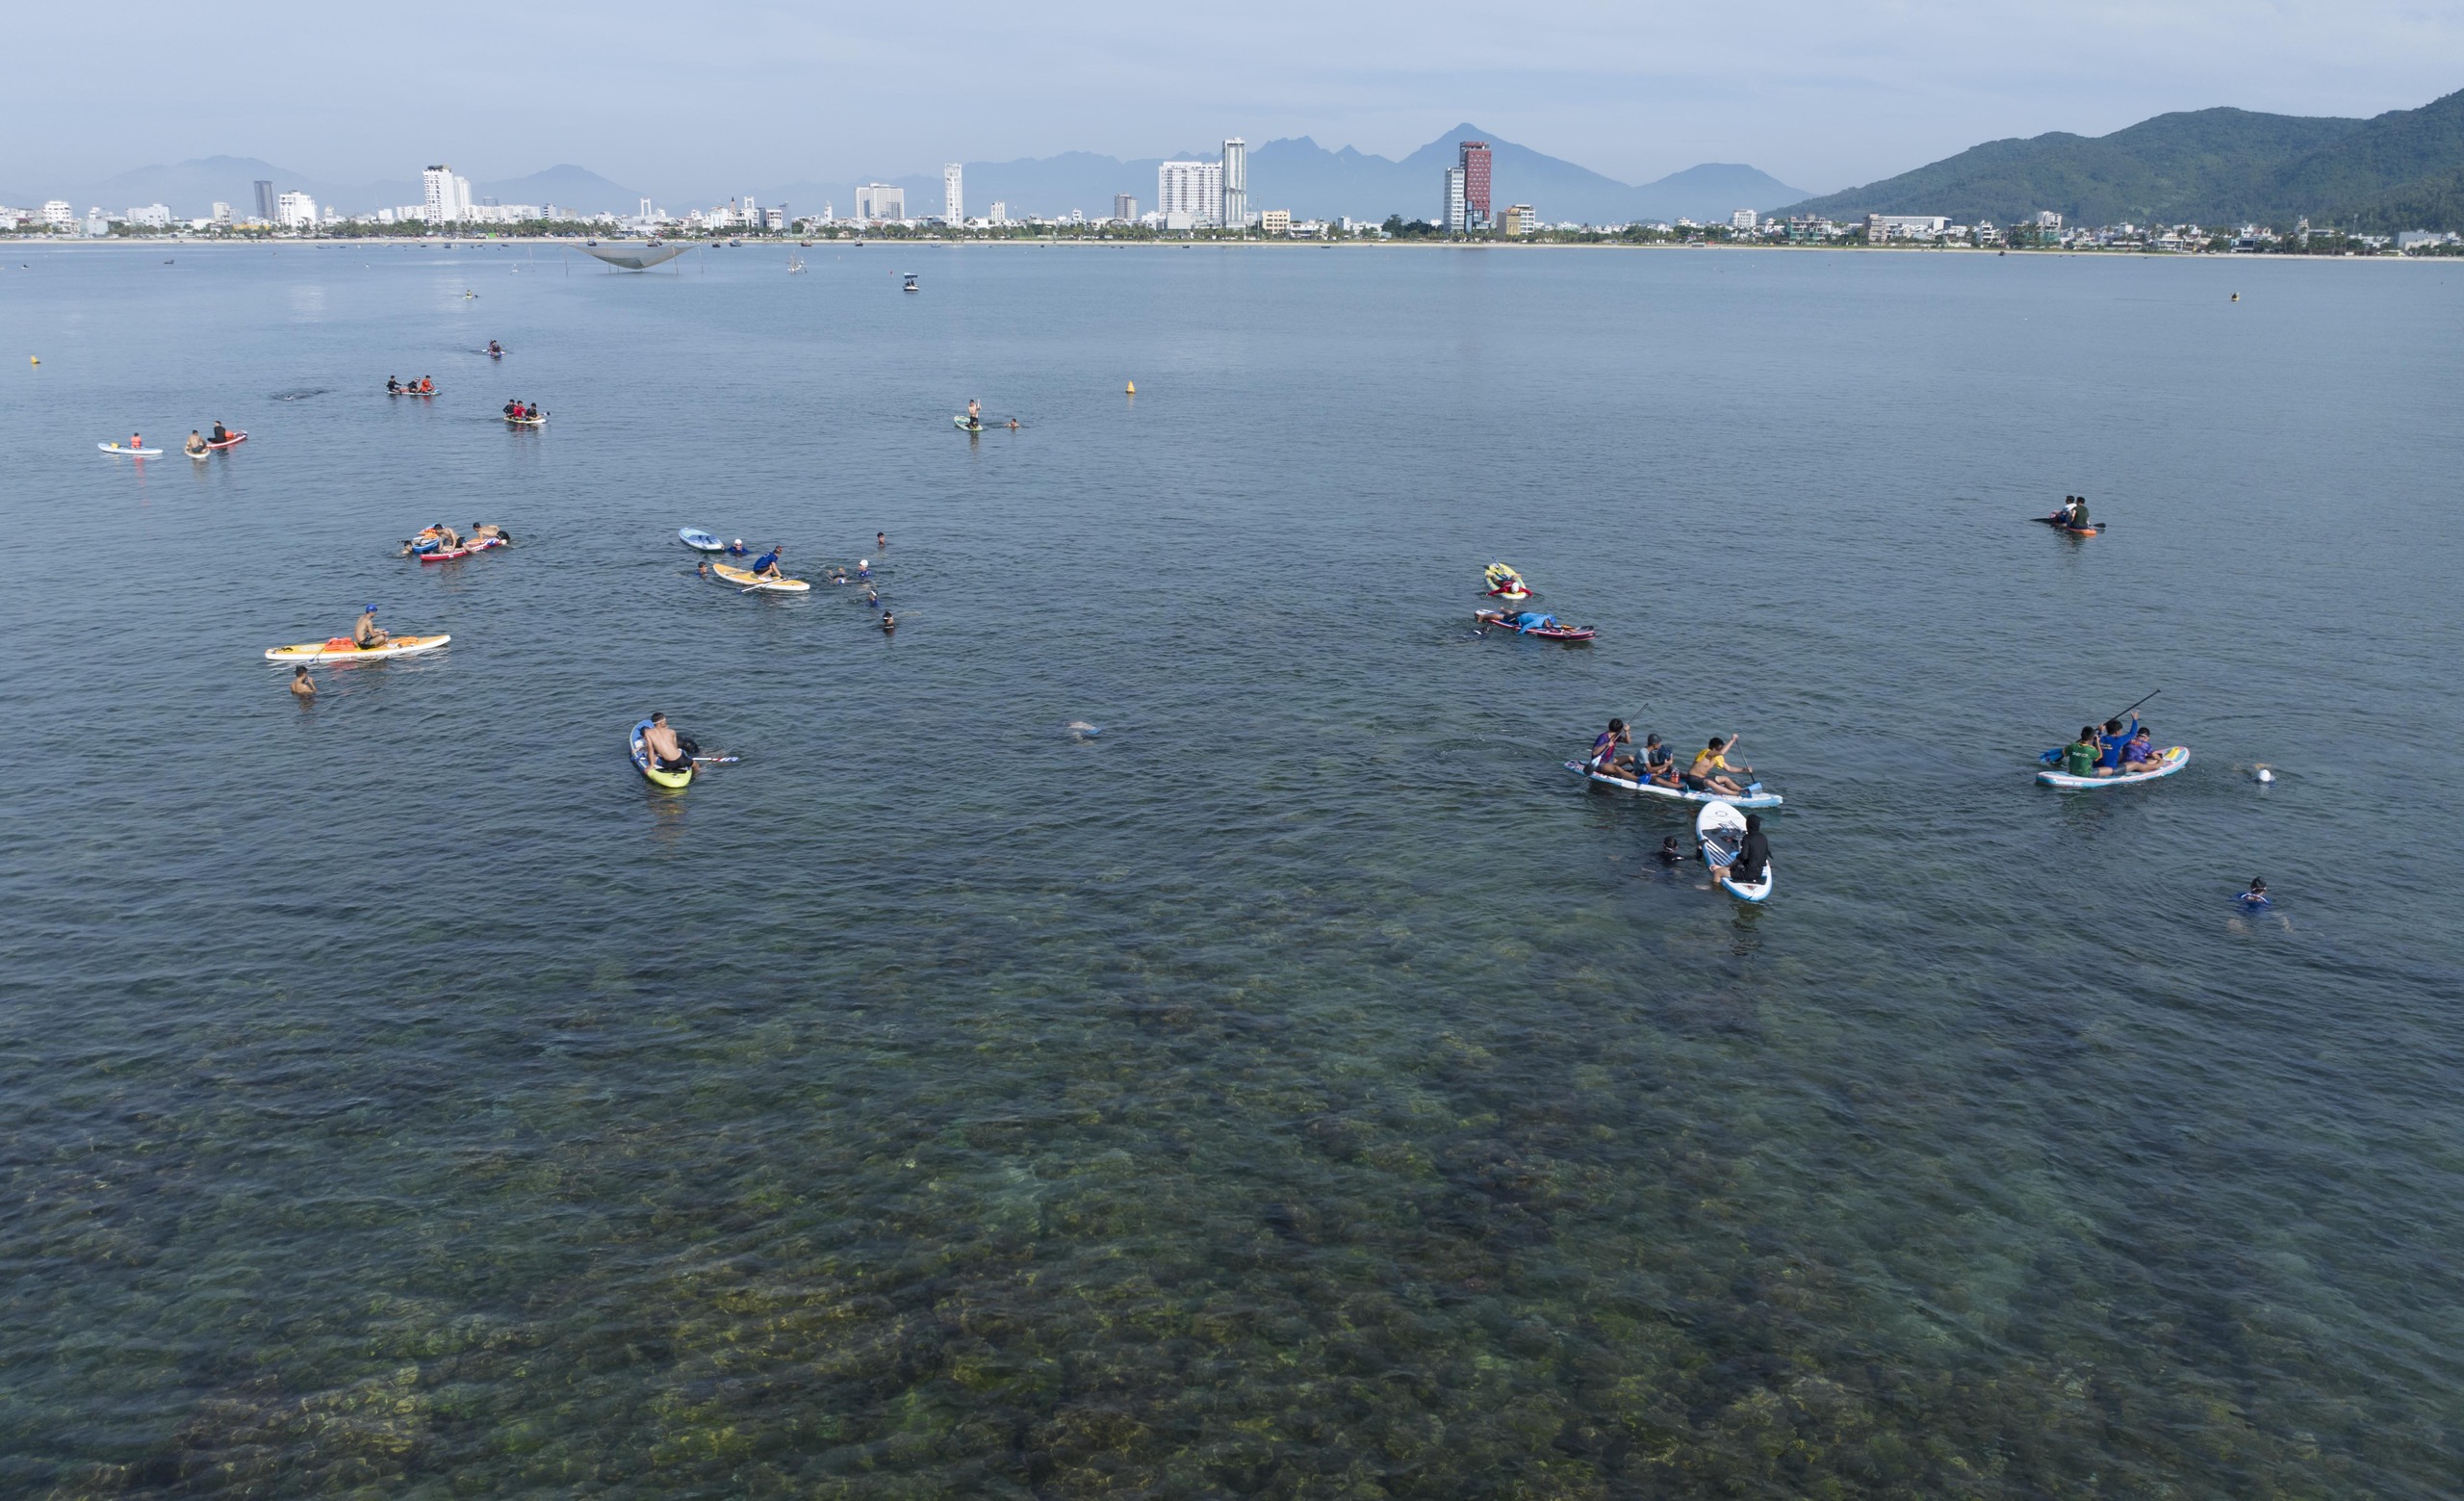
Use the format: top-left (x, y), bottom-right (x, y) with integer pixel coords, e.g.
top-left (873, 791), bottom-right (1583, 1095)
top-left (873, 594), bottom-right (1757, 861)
top-left (418, 375), bottom-right (434, 394)
top-left (2062, 727), bottom-right (2103, 778)
top-left (965, 398), bottom-right (983, 429)
top-left (487, 340), bottom-right (502, 355)
top-left (2096, 716), bottom-right (2140, 771)
top-left (1640, 734), bottom-right (1683, 789)
top-left (642, 712), bottom-right (696, 773)
top-left (501, 399), bottom-right (522, 420)
top-left (523, 401), bottom-right (540, 420)
top-left (211, 420), bottom-right (233, 445)
top-left (1685, 736), bottom-right (1751, 797)
top-left (2120, 725), bottom-right (2162, 773)
top-left (388, 376), bottom-right (403, 394)
top-left (1729, 815), bottom-right (1772, 886)
top-left (751, 544), bottom-right (785, 580)
top-left (2067, 496), bottom-right (2091, 529)
top-left (184, 430), bottom-right (209, 456)
top-left (126, 433), bottom-right (144, 453)
top-left (1588, 719), bottom-right (1634, 778)
top-left (352, 605), bottom-right (390, 649)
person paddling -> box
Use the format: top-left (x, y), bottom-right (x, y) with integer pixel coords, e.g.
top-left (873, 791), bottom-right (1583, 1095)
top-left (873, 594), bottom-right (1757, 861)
top-left (1588, 718), bottom-right (1633, 777)
top-left (352, 604), bottom-right (390, 649)
top-left (1686, 735), bottom-right (1752, 797)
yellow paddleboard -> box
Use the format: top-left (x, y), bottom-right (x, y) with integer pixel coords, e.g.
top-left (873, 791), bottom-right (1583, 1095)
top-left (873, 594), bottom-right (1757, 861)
top-left (712, 562), bottom-right (808, 592)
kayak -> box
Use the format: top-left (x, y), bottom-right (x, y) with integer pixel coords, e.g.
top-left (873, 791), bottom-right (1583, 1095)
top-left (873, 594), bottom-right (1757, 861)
top-left (504, 414), bottom-right (546, 427)
top-left (265, 633), bottom-right (449, 662)
top-left (2037, 745), bottom-right (2189, 789)
top-left (679, 529), bottom-right (725, 552)
top-left (711, 561), bottom-right (809, 592)
top-left (99, 443), bottom-right (163, 455)
top-left (206, 430), bottom-right (247, 451)
top-left (1564, 760), bottom-right (1784, 808)
top-left (417, 536), bottom-right (505, 563)
top-left (630, 717), bottom-right (692, 789)
top-left (1476, 609), bottom-right (1594, 641)
top-left (1697, 803), bottom-right (1772, 903)
top-left (2035, 515), bottom-right (2104, 535)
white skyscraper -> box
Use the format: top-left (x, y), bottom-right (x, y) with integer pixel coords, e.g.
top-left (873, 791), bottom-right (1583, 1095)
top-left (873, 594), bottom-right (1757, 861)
top-left (1220, 138), bottom-right (1246, 228)
top-left (423, 166), bottom-right (469, 223)
top-left (943, 164), bottom-right (963, 223)
top-left (42, 200), bottom-right (73, 227)
top-left (1444, 168), bottom-right (1467, 234)
top-left (855, 183), bottom-right (906, 222)
top-left (276, 192), bottom-right (319, 229)
top-left (1157, 161), bottom-right (1223, 226)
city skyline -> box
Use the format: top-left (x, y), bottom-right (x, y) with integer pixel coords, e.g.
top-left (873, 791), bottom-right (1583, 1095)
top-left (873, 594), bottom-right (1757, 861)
top-left (8, 1), bottom-right (2463, 200)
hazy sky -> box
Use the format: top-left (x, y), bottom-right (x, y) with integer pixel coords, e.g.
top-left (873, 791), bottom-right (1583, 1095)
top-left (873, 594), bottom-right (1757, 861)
top-left (13, 0), bottom-right (2464, 195)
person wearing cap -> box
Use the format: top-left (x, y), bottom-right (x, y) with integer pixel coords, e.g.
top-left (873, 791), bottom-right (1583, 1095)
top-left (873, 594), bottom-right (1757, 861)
top-left (352, 604), bottom-right (390, 649)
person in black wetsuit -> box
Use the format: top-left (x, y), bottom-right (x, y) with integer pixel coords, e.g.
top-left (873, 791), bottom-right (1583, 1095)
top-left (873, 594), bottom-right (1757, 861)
top-left (1728, 814), bottom-right (1771, 886)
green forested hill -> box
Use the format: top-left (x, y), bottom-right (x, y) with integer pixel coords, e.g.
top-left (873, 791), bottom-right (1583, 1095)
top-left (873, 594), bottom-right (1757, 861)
top-left (1783, 89), bottom-right (2464, 230)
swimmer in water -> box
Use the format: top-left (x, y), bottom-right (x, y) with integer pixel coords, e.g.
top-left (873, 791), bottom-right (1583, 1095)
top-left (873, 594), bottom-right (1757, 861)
top-left (876, 531), bottom-right (886, 551)
top-left (291, 665), bottom-right (316, 699)
top-left (2237, 877), bottom-right (2271, 909)
top-left (880, 611), bottom-right (895, 633)
top-left (1656, 836), bottom-right (1682, 866)
top-left (863, 587), bottom-right (880, 607)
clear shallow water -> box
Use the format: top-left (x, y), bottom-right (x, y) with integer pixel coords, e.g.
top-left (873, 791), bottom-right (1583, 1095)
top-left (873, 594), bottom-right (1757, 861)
top-left (2, 241), bottom-right (2460, 1496)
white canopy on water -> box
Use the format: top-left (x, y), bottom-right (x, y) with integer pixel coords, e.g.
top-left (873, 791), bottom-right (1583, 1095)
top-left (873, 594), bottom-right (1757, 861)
top-left (574, 242), bottom-right (691, 272)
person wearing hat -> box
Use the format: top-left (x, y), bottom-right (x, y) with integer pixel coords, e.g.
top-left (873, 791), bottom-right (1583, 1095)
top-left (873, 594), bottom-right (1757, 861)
top-left (352, 604), bottom-right (390, 649)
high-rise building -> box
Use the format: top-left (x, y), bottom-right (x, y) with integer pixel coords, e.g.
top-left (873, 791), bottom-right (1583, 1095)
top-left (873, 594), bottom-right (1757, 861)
top-left (211, 201), bottom-right (231, 225)
top-left (1501, 204), bottom-right (1535, 236)
top-left (1443, 167), bottom-right (1467, 234)
top-left (275, 192), bottom-right (319, 229)
top-left (42, 200), bottom-right (74, 228)
top-left (638, 196), bottom-right (654, 220)
top-left (943, 164), bottom-right (963, 222)
top-left (855, 183), bottom-right (905, 221)
top-left (253, 180), bottom-right (276, 220)
top-left (423, 166), bottom-right (468, 223)
top-left (1157, 161), bottom-right (1222, 225)
top-left (1458, 141), bottom-right (1491, 231)
top-left (1730, 209), bottom-right (1758, 230)
top-left (1114, 194), bottom-right (1137, 222)
top-left (1220, 138), bottom-right (1246, 228)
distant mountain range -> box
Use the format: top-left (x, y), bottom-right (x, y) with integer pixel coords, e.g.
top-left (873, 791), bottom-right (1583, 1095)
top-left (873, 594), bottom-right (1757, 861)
top-left (802, 126), bottom-right (1809, 226)
top-left (1782, 88), bottom-right (2464, 231)
top-left (8, 156), bottom-right (642, 219)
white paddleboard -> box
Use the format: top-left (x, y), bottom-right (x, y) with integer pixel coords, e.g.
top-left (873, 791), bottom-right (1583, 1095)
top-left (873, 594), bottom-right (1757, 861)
top-left (1695, 803), bottom-right (1772, 902)
top-left (1564, 761), bottom-right (1783, 808)
top-left (2036, 745), bottom-right (2189, 789)
top-left (100, 443), bottom-right (163, 455)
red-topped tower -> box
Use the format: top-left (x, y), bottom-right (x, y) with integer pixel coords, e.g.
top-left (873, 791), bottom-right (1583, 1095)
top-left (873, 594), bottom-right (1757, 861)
top-left (1459, 141), bottom-right (1492, 231)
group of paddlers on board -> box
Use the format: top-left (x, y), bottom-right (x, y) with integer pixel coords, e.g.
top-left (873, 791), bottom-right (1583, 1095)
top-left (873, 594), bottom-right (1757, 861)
top-left (386, 375), bottom-right (436, 395)
top-left (2040, 494), bottom-right (2100, 534)
top-left (500, 399), bottom-right (545, 424)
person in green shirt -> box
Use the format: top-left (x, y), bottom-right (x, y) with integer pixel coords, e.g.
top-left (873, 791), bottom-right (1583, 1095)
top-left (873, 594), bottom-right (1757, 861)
top-left (2063, 727), bottom-right (2103, 777)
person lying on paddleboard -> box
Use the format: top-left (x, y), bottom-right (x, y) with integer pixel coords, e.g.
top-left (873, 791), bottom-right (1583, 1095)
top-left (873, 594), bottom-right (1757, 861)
top-left (642, 712), bottom-right (699, 772)
top-left (751, 545), bottom-right (785, 579)
top-left (185, 430), bottom-right (208, 455)
top-left (1589, 719), bottom-right (1633, 776)
top-left (352, 605), bottom-right (390, 649)
top-left (1686, 736), bottom-right (1752, 796)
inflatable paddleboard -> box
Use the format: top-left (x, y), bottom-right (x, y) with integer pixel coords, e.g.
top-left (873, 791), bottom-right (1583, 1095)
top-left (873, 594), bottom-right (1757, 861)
top-left (679, 529), bottom-right (725, 552)
top-left (99, 443), bottom-right (163, 455)
top-left (188, 446), bottom-right (211, 460)
top-left (954, 415), bottom-right (985, 431)
top-left (503, 414), bottom-right (546, 427)
top-left (417, 536), bottom-right (504, 563)
top-left (1696, 803), bottom-right (1772, 902)
top-left (630, 716), bottom-right (692, 789)
top-left (206, 430), bottom-right (247, 450)
top-left (389, 389), bottom-right (435, 398)
top-left (1565, 760), bottom-right (1784, 808)
top-left (265, 633), bottom-right (449, 662)
top-left (2035, 515), bottom-right (2104, 535)
top-left (712, 561), bottom-right (809, 592)
top-left (2037, 745), bottom-right (2188, 789)
top-left (1476, 610), bottom-right (1594, 641)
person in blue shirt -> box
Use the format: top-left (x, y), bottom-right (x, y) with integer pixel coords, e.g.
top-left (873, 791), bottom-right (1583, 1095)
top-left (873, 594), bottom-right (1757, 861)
top-left (2096, 716), bottom-right (2140, 770)
top-left (2237, 878), bottom-right (2271, 909)
top-left (751, 544), bottom-right (784, 579)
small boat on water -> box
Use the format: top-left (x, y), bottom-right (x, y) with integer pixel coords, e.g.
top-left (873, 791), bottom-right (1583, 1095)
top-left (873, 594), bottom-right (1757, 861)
top-left (903, 273), bottom-right (918, 293)
top-left (787, 255), bottom-right (806, 273)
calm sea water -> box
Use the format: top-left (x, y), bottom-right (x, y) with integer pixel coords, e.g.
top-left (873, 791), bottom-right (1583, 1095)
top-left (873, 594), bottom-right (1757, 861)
top-left (2, 241), bottom-right (2460, 1497)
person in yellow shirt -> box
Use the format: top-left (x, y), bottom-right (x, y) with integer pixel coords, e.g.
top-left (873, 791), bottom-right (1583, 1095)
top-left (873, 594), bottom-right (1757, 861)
top-left (1686, 734), bottom-right (1752, 797)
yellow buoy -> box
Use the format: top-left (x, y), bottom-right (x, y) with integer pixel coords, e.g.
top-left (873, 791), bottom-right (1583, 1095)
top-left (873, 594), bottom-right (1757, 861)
top-left (1125, 380), bottom-right (1136, 395)
top-left (28, 355), bottom-right (37, 366)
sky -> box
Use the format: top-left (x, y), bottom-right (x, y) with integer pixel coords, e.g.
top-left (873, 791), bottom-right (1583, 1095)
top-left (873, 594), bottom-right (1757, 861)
top-left (11, 0), bottom-right (2464, 198)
